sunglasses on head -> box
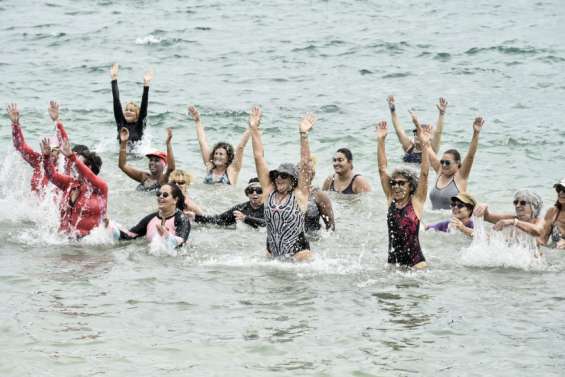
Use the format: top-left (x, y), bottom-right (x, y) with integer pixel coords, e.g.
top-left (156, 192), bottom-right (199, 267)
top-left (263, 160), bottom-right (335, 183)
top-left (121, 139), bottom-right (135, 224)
top-left (277, 172), bottom-right (291, 179)
top-left (556, 185), bottom-right (565, 193)
top-left (513, 199), bottom-right (528, 206)
top-left (246, 187), bottom-right (263, 195)
top-left (156, 191), bottom-right (170, 198)
top-left (389, 179), bottom-right (408, 187)
top-left (450, 201), bottom-right (467, 209)
top-left (440, 160), bottom-right (454, 167)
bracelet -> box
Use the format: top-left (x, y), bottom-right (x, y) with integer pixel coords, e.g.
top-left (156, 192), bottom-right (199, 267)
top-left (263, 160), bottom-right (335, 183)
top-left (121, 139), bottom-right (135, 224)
top-left (390, 106), bottom-right (396, 112)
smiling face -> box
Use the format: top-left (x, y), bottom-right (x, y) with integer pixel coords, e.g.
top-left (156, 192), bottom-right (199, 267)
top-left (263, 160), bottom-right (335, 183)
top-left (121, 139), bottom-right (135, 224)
top-left (513, 198), bottom-right (533, 220)
top-left (246, 186), bottom-right (263, 207)
top-left (148, 157), bottom-right (164, 176)
top-left (450, 199), bottom-right (472, 221)
top-left (124, 102), bottom-right (139, 123)
top-left (390, 174), bottom-right (411, 202)
top-left (332, 152), bottom-right (352, 176)
top-left (212, 147), bottom-right (228, 168)
top-left (157, 185), bottom-right (176, 213)
top-left (440, 152), bottom-right (459, 177)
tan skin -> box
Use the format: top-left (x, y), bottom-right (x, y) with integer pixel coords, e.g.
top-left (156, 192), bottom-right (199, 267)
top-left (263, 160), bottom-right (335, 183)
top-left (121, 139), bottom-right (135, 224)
top-left (168, 175), bottom-right (203, 216)
top-left (376, 113), bottom-right (431, 269)
top-left (188, 105), bottom-right (250, 185)
top-left (118, 127), bottom-right (175, 186)
top-left (306, 159), bottom-right (335, 231)
top-left (426, 199), bottom-right (474, 237)
top-left (249, 106), bottom-right (313, 262)
top-left (321, 153), bottom-right (372, 193)
top-left (540, 186), bottom-right (565, 249)
top-left (155, 184), bottom-right (178, 237)
top-left (474, 200), bottom-right (544, 237)
top-left (426, 117), bottom-right (485, 194)
top-left (111, 63), bottom-right (154, 123)
top-left (386, 95), bottom-right (447, 154)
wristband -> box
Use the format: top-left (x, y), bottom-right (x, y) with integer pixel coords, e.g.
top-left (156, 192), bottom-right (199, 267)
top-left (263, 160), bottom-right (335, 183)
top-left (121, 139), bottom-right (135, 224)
top-left (390, 106), bottom-right (396, 112)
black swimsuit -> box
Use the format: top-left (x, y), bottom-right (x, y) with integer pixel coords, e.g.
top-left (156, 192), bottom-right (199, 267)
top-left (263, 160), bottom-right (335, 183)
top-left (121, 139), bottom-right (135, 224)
top-left (329, 174), bottom-right (360, 194)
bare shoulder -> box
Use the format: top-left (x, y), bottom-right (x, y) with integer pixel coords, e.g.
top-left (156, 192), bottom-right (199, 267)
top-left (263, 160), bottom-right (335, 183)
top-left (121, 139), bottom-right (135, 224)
top-left (354, 175), bottom-right (372, 193)
top-left (321, 175), bottom-right (333, 190)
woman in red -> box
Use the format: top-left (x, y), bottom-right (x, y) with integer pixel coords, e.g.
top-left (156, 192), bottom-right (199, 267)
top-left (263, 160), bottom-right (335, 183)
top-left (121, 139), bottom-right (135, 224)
top-left (40, 138), bottom-right (108, 238)
top-left (7, 102), bottom-right (68, 195)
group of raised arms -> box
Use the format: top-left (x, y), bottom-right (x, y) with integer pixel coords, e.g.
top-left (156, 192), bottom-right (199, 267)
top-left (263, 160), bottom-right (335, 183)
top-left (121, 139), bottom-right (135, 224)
top-left (6, 65), bottom-right (565, 268)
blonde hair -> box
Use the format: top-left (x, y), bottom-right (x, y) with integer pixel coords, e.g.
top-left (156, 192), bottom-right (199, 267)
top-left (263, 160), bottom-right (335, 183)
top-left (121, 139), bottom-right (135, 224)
top-left (125, 101), bottom-right (140, 118)
top-left (169, 169), bottom-right (193, 187)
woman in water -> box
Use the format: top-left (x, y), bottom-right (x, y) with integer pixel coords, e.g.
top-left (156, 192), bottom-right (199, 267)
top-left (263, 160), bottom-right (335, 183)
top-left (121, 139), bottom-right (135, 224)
top-left (540, 178), bottom-right (565, 249)
top-left (188, 105), bottom-right (250, 185)
top-left (304, 155), bottom-right (335, 233)
top-left (426, 192), bottom-right (476, 237)
top-left (168, 169), bottom-right (203, 215)
top-left (474, 190), bottom-right (544, 241)
top-left (249, 106), bottom-right (313, 261)
top-left (111, 63), bottom-right (153, 144)
top-left (112, 183), bottom-right (191, 248)
top-left (118, 127), bottom-right (175, 191)
top-left (426, 117), bottom-right (485, 210)
top-left (386, 96), bottom-right (448, 163)
top-left (40, 138), bottom-right (107, 238)
top-left (7, 102), bottom-right (68, 195)
top-left (321, 148), bottom-right (371, 194)
top-left (376, 114), bottom-right (430, 268)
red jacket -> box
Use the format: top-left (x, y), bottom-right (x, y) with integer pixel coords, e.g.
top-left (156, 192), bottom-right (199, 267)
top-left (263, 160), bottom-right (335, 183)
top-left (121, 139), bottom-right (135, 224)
top-left (12, 121), bottom-right (69, 194)
top-left (43, 153), bottom-right (108, 238)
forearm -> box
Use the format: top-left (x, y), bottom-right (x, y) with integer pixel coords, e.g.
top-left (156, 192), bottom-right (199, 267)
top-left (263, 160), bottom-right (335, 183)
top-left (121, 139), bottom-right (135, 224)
top-left (166, 141), bottom-right (175, 173)
top-left (461, 131), bottom-right (480, 178)
top-left (194, 121), bottom-right (210, 164)
top-left (118, 141), bottom-right (128, 170)
top-left (195, 210), bottom-right (235, 226)
top-left (377, 138), bottom-right (388, 175)
top-left (244, 216), bottom-right (266, 228)
top-left (431, 113), bottom-right (445, 152)
top-left (515, 219), bottom-right (543, 237)
top-left (390, 111), bottom-right (411, 150)
top-left (139, 86), bottom-right (149, 121)
top-left (56, 121), bottom-right (69, 144)
top-left (111, 80), bottom-right (124, 124)
top-left (12, 122), bottom-right (41, 166)
top-left (42, 155), bottom-right (70, 189)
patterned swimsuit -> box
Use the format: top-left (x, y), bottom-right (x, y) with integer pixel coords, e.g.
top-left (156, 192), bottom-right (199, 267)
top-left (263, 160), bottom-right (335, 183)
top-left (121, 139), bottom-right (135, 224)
top-left (386, 200), bottom-right (426, 266)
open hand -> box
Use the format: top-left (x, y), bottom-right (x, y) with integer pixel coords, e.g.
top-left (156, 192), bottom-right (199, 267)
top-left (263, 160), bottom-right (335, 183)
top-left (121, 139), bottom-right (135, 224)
top-left (299, 113), bottom-right (316, 133)
top-left (188, 105), bottom-right (200, 122)
top-left (248, 106), bottom-right (262, 129)
top-left (436, 97), bottom-right (448, 114)
top-left (48, 100), bottom-right (59, 121)
top-left (6, 103), bottom-right (20, 123)
top-left (166, 127), bottom-right (173, 144)
top-left (143, 67), bottom-right (154, 85)
top-left (40, 138), bottom-right (51, 155)
top-left (473, 117), bottom-right (485, 133)
top-left (111, 63), bottom-right (119, 80)
top-left (386, 95), bottom-right (396, 111)
top-left (60, 140), bottom-right (72, 157)
top-left (376, 120), bottom-right (388, 139)
top-left (473, 203), bottom-right (488, 217)
top-left (119, 127), bottom-right (130, 143)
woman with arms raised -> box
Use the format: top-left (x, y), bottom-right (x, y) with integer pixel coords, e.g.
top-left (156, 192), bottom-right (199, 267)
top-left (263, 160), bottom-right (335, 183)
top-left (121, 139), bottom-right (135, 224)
top-left (249, 106), bottom-right (314, 261)
top-left (188, 105), bottom-right (250, 185)
top-left (377, 114), bottom-right (431, 269)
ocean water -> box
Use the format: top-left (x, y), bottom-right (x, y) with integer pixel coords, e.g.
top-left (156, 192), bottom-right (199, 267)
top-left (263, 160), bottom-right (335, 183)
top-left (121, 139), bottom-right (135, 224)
top-left (1, 0), bottom-right (565, 376)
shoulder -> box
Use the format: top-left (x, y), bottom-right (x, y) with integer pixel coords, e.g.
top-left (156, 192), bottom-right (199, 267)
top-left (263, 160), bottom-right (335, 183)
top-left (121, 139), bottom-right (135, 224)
top-left (322, 175), bottom-right (333, 189)
top-left (353, 175), bottom-right (371, 192)
top-left (544, 207), bottom-right (558, 220)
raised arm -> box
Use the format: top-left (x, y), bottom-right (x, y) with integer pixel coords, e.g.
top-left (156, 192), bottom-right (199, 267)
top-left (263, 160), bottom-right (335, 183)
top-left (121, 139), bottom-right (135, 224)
top-left (431, 97), bottom-right (447, 153)
top-left (188, 105), bottom-right (211, 168)
top-left (111, 64), bottom-right (126, 126)
top-left (297, 113), bottom-right (316, 199)
top-left (40, 138), bottom-right (71, 190)
top-left (228, 127), bottom-right (251, 184)
top-left (459, 117), bottom-right (484, 180)
top-left (249, 106), bottom-right (271, 195)
top-left (137, 68), bottom-right (152, 130)
top-left (315, 190), bottom-right (336, 231)
top-left (426, 143), bottom-right (441, 173)
top-left (60, 140), bottom-right (108, 194)
top-left (160, 128), bottom-right (175, 184)
top-left (376, 120), bottom-right (392, 201)
top-left (118, 128), bottom-right (146, 183)
top-left (412, 118), bottom-right (431, 217)
top-left (7, 104), bottom-right (42, 167)
top-left (387, 95), bottom-right (413, 152)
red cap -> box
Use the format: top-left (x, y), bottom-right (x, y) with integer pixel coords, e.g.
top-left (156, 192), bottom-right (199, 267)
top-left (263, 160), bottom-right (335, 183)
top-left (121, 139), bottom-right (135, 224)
top-left (145, 150), bottom-right (167, 163)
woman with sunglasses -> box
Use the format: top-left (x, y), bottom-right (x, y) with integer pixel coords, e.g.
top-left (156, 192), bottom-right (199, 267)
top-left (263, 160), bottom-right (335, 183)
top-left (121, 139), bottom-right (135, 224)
top-left (110, 63), bottom-right (152, 145)
top-left (321, 148), bottom-right (371, 194)
top-left (386, 96), bottom-right (448, 163)
top-left (249, 106), bottom-right (314, 261)
top-left (376, 114), bottom-right (431, 268)
top-left (473, 190), bottom-right (544, 241)
top-left (118, 127), bottom-right (175, 191)
top-left (540, 178), bottom-right (565, 249)
top-left (7, 102), bottom-right (69, 195)
top-left (192, 178), bottom-right (266, 228)
top-left (111, 183), bottom-right (190, 248)
top-left (168, 169), bottom-right (203, 215)
top-left (427, 117), bottom-right (485, 210)
top-left (426, 192), bottom-right (476, 237)
top-left (188, 105), bottom-right (250, 185)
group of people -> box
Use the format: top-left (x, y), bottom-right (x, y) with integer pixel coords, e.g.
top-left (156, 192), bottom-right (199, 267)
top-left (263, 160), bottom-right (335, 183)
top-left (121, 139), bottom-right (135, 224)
top-left (6, 65), bottom-right (565, 268)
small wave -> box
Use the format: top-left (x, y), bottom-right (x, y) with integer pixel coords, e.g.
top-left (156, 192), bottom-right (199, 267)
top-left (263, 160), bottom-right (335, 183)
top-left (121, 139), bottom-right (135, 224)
top-left (195, 26), bottom-right (211, 31)
top-left (359, 69), bottom-right (373, 75)
top-left (433, 52), bottom-right (451, 61)
top-left (465, 45), bottom-right (547, 56)
top-left (382, 72), bottom-right (412, 79)
top-left (135, 35), bottom-right (161, 45)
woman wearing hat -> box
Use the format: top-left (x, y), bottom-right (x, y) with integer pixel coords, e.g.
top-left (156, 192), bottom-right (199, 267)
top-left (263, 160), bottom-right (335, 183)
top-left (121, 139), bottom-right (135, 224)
top-left (249, 106), bottom-right (314, 261)
top-left (540, 178), bottom-right (565, 249)
top-left (376, 114), bottom-right (431, 268)
top-left (118, 127), bottom-right (175, 191)
top-left (426, 192), bottom-right (476, 237)
top-left (474, 189), bottom-right (545, 239)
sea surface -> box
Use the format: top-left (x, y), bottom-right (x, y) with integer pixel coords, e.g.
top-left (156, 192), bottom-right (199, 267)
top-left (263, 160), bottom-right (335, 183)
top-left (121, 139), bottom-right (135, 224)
top-left (1, 0), bottom-right (564, 376)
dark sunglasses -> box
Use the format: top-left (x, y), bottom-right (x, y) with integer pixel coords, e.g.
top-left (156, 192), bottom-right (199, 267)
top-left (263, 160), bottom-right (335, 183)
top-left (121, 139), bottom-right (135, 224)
top-left (277, 172), bottom-right (291, 179)
top-left (513, 200), bottom-right (528, 206)
top-left (173, 181), bottom-right (186, 185)
top-left (245, 188), bottom-right (263, 195)
top-left (440, 160), bottom-right (453, 167)
top-left (450, 202), bottom-right (467, 209)
top-left (156, 191), bottom-right (170, 198)
top-left (412, 129), bottom-right (418, 135)
top-left (390, 179), bottom-right (408, 187)
top-left (556, 185), bottom-right (565, 193)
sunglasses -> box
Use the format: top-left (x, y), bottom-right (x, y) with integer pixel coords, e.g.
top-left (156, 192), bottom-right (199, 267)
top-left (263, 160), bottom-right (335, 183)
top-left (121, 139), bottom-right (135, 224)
top-left (450, 202), bottom-right (467, 209)
top-left (277, 172), bottom-right (291, 179)
top-left (440, 160), bottom-right (454, 167)
top-left (173, 181), bottom-right (186, 185)
top-left (556, 185), bottom-right (565, 193)
top-left (513, 200), bottom-right (529, 206)
top-left (156, 191), bottom-right (170, 198)
top-left (389, 179), bottom-right (408, 187)
top-left (245, 188), bottom-right (263, 195)
top-left (412, 129), bottom-right (418, 135)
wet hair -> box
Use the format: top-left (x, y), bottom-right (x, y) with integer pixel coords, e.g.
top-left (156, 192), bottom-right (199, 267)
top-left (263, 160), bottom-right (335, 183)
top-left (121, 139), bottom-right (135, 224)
top-left (444, 149), bottom-right (462, 167)
top-left (336, 148), bottom-right (353, 161)
top-left (248, 177), bottom-right (260, 184)
top-left (514, 189), bottom-right (543, 219)
top-left (72, 144), bottom-right (90, 157)
top-left (209, 142), bottom-right (234, 168)
top-left (169, 169), bottom-right (193, 187)
top-left (391, 167), bottom-right (419, 195)
top-left (163, 183), bottom-right (186, 211)
top-left (82, 151), bottom-right (102, 175)
top-left (556, 185), bottom-right (564, 211)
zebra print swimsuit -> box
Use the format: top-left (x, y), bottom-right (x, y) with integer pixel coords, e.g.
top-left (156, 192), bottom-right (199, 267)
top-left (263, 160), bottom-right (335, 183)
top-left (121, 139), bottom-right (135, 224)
top-left (264, 191), bottom-right (310, 258)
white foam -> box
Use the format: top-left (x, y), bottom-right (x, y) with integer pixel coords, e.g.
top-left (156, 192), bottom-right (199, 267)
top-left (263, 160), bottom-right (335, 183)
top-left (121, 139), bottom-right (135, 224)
top-left (135, 35), bottom-right (161, 45)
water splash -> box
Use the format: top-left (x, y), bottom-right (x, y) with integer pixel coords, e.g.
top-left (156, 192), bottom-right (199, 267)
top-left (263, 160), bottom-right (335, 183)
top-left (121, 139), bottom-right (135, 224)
top-left (135, 35), bottom-right (161, 45)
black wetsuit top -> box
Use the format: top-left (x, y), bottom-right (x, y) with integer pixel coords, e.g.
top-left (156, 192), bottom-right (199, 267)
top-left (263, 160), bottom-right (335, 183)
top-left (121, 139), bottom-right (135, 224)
top-left (329, 174), bottom-right (360, 194)
top-left (112, 79), bottom-right (148, 143)
top-left (194, 202), bottom-right (265, 228)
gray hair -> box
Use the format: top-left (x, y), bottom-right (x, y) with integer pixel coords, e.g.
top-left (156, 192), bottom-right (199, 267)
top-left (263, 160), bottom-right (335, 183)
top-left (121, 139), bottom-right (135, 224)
top-left (514, 189), bottom-right (543, 218)
top-left (391, 167), bottom-right (419, 195)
